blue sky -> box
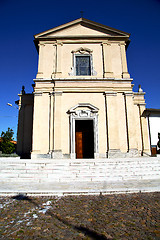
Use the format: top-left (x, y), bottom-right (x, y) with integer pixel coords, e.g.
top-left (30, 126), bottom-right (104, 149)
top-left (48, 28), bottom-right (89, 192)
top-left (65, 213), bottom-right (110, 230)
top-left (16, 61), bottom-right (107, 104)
top-left (0, 0), bottom-right (160, 140)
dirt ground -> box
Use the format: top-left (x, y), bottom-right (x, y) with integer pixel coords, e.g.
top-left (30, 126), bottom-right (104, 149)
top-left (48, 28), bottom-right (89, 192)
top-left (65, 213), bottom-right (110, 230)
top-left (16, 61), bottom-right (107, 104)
top-left (0, 192), bottom-right (160, 240)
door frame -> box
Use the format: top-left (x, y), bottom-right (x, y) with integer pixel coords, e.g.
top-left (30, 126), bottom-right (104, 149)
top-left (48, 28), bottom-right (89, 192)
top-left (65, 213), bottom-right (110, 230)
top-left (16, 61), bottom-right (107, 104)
top-left (68, 104), bottom-right (99, 159)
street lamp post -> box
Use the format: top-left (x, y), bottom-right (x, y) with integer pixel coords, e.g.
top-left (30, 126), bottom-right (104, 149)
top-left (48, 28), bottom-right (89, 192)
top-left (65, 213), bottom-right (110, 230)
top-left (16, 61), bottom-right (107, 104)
top-left (7, 103), bottom-right (18, 109)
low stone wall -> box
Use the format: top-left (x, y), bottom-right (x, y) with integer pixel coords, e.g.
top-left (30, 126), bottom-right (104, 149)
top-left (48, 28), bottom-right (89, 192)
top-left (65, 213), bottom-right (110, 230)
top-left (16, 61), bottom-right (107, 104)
top-left (0, 157), bottom-right (160, 184)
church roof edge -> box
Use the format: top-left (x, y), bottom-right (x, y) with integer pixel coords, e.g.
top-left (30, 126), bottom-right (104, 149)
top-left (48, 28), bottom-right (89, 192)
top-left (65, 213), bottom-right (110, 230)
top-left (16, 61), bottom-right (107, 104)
top-left (34, 18), bottom-right (131, 39)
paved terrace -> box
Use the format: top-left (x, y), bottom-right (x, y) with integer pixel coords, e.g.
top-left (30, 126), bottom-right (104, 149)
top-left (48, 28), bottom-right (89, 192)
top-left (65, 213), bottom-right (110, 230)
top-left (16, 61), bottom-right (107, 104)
top-left (0, 156), bottom-right (160, 196)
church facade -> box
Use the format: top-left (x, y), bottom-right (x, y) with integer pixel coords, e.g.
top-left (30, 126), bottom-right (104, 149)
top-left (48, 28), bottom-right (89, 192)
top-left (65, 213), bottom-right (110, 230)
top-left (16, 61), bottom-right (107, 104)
top-left (16, 18), bottom-right (150, 159)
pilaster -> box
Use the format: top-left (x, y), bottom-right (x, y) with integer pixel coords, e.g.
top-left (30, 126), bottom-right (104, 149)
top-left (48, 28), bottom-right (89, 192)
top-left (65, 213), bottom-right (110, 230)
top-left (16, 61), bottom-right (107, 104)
top-left (32, 92), bottom-right (42, 155)
top-left (49, 92), bottom-right (54, 153)
top-left (36, 43), bottom-right (45, 79)
top-left (51, 91), bottom-right (63, 158)
top-left (117, 93), bottom-right (128, 152)
top-left (32, 92), bottom-right (50, 158)
top-left (138, 104), bottom-right (151, 156)
top-left (124, 92), bottom-right (138, 151)
top-left (102, 42), bottom-right (114, 78)
top-left (51, 44), bottom-right (57, 78)
top-left (120, 42), bottom-right (130, 79)
top-left (104, 92), bottom-right (120, 156)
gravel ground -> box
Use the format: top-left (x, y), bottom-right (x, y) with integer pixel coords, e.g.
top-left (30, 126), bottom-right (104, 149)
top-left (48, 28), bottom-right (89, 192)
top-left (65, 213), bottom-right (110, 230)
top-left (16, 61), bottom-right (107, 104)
top-left (0, 192), bottom-right (159, 240)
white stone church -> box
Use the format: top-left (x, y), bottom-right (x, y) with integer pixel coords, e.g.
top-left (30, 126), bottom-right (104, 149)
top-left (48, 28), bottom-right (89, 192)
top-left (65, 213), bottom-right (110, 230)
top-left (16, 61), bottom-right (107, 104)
top-left (16, 18), bottom-right (150, 159)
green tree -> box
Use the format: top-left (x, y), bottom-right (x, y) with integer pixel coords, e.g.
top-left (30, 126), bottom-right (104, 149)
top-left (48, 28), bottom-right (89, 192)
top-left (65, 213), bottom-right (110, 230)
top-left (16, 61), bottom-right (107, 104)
top-left (0, 128), bottom-right (15, 154)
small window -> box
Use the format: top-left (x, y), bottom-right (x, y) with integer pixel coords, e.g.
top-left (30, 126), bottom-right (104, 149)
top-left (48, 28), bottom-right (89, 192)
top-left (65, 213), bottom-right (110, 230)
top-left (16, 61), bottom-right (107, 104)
top-left (76, 55), bottom-right (91, 76)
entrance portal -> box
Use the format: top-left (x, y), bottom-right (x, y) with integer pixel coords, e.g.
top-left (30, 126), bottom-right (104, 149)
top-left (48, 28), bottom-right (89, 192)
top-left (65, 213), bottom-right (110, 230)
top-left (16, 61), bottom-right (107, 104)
top-left (75, 120), bottom-right (94, 159)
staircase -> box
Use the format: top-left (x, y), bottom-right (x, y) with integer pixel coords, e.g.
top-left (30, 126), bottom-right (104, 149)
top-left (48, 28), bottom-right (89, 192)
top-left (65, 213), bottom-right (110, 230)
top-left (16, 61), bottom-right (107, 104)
top-left (0, 157), bottom-right (160, 195)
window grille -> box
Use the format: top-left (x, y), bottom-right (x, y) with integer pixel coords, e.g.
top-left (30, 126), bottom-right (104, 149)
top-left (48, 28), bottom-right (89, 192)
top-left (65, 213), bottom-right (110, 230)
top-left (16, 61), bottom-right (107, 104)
top-left (76, 56), bottom-right (91, 76)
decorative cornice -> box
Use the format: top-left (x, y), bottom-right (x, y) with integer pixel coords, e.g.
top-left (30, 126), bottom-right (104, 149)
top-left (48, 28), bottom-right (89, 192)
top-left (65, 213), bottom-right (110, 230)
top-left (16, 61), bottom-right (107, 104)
top-left (134, 92), bottom-right (146, 96)
top-left (71, 47), bottom-right (93, 54)
top-left (34, 92), bottom-right (42, 96)
top-left (52, 77), bottom-right (131, 81)
top-left (68, 103), bottom-right (99, 113)
top-left (33, 78), bottom-right (52, 82)
top-left (134, 102), bottom-right (146, 107)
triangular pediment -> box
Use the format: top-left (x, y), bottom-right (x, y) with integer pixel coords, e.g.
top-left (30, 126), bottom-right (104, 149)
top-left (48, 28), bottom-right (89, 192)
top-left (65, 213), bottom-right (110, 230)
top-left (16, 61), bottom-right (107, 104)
top-left (34, 18), bottom-right (130, 39)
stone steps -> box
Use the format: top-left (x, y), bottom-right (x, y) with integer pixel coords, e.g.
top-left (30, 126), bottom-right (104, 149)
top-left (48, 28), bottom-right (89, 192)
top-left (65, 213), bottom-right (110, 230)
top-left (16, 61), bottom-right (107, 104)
top-left (0, 157), bottom-right (160, 184)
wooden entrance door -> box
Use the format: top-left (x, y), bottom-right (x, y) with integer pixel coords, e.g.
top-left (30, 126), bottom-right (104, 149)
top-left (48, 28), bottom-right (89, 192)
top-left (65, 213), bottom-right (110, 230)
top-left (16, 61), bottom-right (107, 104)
top-left (75, 120), bottom-right (94, 159)
top-left (75, 132), bottom-right (83, 158)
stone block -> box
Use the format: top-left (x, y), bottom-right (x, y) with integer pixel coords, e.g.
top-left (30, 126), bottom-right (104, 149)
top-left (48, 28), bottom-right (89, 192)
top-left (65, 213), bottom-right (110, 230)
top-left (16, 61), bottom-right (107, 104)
top-left (31, 154), bottom-right (51, 159)
top-left (108, 149), bottom-right (124, 158)
top-left (40, 178), bottom-right (60, 183)
top-left (122, 176), bottom-right (142, 180)
top-left (141, 175), bottom-right (160, 180)
top-left (1, 173), bottom-right (19, 178)
top-left (1, 169), bottom-right (27, 174)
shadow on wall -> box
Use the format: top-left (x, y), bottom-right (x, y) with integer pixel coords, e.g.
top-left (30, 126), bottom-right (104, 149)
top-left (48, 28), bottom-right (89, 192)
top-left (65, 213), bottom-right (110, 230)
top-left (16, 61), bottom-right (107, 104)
top-left (16, 92), bottom-right (34, 159)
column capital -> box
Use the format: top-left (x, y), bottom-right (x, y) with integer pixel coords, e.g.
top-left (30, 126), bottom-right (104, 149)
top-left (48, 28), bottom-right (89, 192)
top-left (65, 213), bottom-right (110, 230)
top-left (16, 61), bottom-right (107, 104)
top-left (123, 92), bottom-right (133, 97)
top-left (102, 41), bottom-right (111, 46)
top-left (53, 91), bottom-right (63, 96)
top-left (119, 42), bottom-right (126, 46)
top-left (56, 41), bottom-right (63, 46)
top-left (34, 92), bottom-right (42, 96)
top-left (104, 91), bottom-right (117, 96)
top-left (38, 43), bottom-right (45, 47)
top-left (137, 103), bottom-right (146, 107)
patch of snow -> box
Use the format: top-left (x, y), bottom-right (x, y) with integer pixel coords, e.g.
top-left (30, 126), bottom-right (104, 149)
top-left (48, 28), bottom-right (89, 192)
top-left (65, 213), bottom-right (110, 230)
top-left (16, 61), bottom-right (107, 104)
top-left (26, 221), bottom-right (31, 226)
top-left (43, 200), bottom-right (52, 206)
top-left (38, 200), bottom-right (52, 214)
top-left (39, 208), bottom-right (49, 214)
top-left (24, 207), bottom-right (38, 217)
top-left (33, 214), bottom-right (38, 219)
top-left (0, 199), bottom-right (14, 209)
top-left (17, 220), bottom-right (23, 223)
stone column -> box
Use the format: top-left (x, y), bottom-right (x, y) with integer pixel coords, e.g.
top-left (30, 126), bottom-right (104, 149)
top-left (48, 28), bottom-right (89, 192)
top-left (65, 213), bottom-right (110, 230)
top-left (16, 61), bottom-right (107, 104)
top-left (105, 92), bottom-right (121, 157)
top-left (36, 43), bottom-right (45, 79)
top-left (52, 91), bottom-right (63, 158)
top-left (102, 42), bottom-right (114, 78)
top-left (120, 42), bottom-right (130, 79)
